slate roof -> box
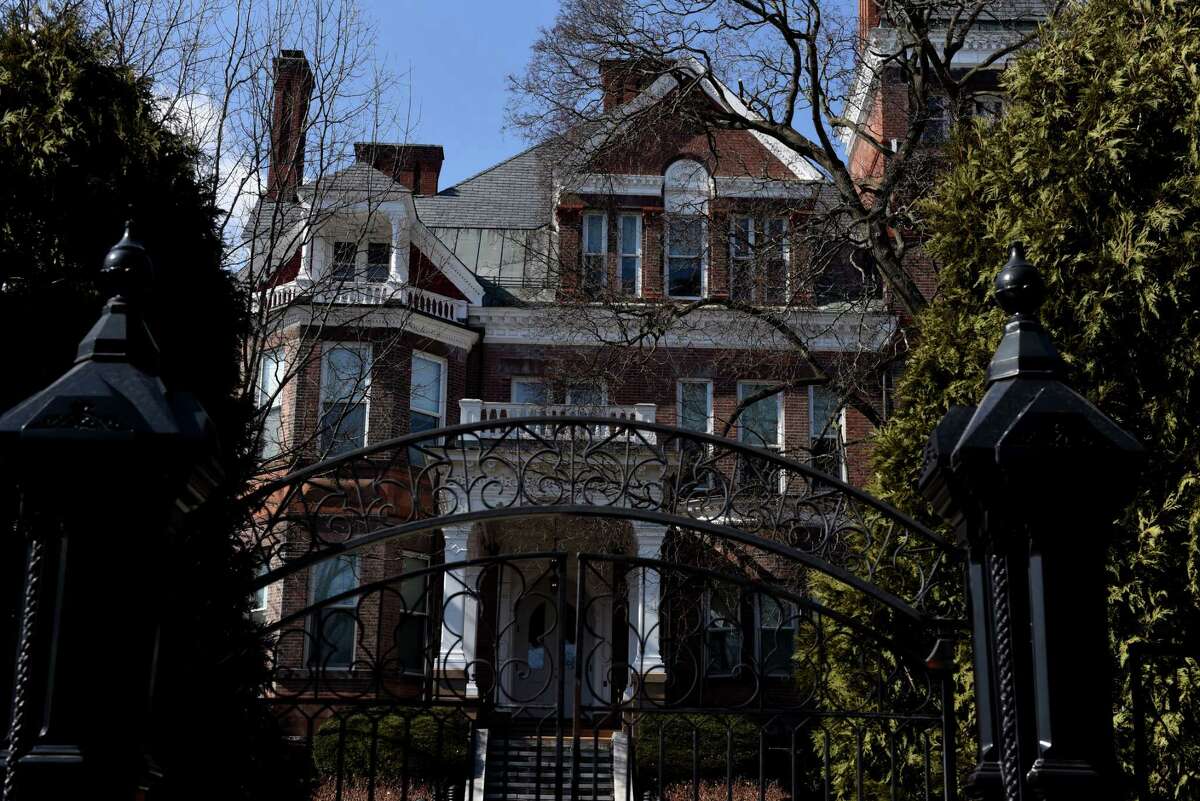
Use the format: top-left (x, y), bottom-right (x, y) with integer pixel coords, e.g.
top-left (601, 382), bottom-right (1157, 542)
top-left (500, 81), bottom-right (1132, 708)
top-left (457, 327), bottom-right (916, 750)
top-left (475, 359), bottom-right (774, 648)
top-left (414, 145), bottom-right (553, 230)
top-left (298, 162), bottom-right (410, 201)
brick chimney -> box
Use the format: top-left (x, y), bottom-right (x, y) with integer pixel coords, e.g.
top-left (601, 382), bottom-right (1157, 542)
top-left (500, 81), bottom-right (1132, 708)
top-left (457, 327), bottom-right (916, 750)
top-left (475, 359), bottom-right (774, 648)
top-left (599, 59), bottom-right (662, 112)
top-left (353, 143), bottom-right (444, 195)
top-left (266, 50), bottom-right (313, 201)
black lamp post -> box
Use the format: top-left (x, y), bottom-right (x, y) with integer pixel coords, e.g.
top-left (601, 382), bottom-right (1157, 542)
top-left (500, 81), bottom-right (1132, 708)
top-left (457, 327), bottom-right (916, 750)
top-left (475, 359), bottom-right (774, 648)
top-left (0, 224), bottom-right (220, 800)
top-left (920, 244), bottom-right (1143, 801)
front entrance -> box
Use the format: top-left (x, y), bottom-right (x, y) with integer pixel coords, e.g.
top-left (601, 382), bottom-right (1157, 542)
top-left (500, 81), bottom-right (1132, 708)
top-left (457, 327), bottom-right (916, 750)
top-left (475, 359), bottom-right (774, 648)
top-left (496, 557), bottom-right (613, 719)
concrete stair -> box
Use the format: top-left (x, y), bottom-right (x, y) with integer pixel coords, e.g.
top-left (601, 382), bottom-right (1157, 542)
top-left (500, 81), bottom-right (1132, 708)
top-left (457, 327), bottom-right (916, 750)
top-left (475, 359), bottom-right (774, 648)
top-left (483, 735), bottom-right (614, 801)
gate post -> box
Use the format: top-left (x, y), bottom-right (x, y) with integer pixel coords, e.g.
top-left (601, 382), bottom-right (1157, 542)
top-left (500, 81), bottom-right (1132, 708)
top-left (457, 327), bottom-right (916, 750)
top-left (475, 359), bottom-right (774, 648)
top-left (0, 226), bottom-right (219, 800)
top-left (920, 244), bottom-right (1143, 801)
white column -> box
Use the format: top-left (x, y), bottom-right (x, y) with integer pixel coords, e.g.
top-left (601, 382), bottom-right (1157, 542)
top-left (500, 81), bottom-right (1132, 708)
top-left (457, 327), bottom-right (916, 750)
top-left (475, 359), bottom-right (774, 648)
top-left (387, 208), bottom-right (409, 284)
top-left (298, 236), bottom-right (315, 284)
top-left (439, 524), bottom-right (479, 697)
top-left (626, 522), bottom-right (666, 700)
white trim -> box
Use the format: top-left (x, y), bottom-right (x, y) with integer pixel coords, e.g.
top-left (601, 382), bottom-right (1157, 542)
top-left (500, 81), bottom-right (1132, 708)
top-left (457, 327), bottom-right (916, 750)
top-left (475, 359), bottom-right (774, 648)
top-left (319, 342), bottom-right (372, 453)
top-left (278, 306), bottom-right (479, 351)
top-left (737, 381), bottom-right (785, 450)
top-left (617, 212), bottom-right (643, 296)
top-left (411, 350), bottom-right (449, 428)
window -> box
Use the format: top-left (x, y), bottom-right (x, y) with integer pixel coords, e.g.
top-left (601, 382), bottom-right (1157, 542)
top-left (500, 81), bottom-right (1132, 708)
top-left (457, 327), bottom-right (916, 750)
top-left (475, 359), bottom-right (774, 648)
top-left (250, 562), bottom-right (269, 625)
top-left (924, 95), bottom-right (950, 143)
top-left (678, 379), bottom-right (714, 489)
top-left (410, 352), bottom-right (446, 435)
top-left (618, 214), bottom-right (641, 295)
top-left (582, 212), bottom-right (607, 295)
top-left (395, 553), bottom-right (430, 676)
top-left (366, 241), bottom-right (390, 282)
top-left (307, 555), bottom-right (359, 670)
top-left (331, 241), bottom-right (357, 282)
top-left (666, 217), bottom-right (705, 298)
top-left (259, 347), bottom-right (286, 460)
top-left (757, 596), bottom-right (797, 677)
top-left (730, 216), bottom-right (754, 302)
top-left (810, 386), bottom-right (845, 479)
top-left (762, 218), bottom-right (788, 304)
top-left (566, 383), bottom-right (606, 408)
top-left (705, 587), bottom-right (743, 677)
top-left (511, 378), bottom-right (549, 405)
top-left (319, 344), bottom-right (371, 456)
top-left (737, 382), bottom-right (783, 450)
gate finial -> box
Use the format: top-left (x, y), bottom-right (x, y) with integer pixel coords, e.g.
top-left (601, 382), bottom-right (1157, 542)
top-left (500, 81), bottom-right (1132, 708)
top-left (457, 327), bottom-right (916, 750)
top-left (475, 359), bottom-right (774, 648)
top-left (986, 242), bottom-right (1065, 383)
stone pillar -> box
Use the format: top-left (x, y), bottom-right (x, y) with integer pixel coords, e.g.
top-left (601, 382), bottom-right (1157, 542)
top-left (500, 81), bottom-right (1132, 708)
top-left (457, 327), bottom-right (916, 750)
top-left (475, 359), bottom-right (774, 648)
top-left (626, 522), bottom-right (666, 701)
top-left (438, 524), bottom-right (478, 697)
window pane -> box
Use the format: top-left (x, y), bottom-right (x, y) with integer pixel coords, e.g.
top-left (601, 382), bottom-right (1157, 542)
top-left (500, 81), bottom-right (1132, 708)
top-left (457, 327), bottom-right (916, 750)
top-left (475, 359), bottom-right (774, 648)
top-left (395, 616), bottom-right (426, 674)
top-left (320, 402), bottom-right (366, 455)
top-left (620, 256), bottom-right (638, 294)
top-left (668, 257), bottom-right (702, 297)
top-left (811, 387), bottom-right (840, 438)
top-left (262, 406), bottom-right (283, 460)
top-left (706, 589), bottom-right (742, 675)
top-left (260, 349), bottom-right (285, 406)
top-left (679, 382), bottom-right (710, 433)
top-left (512, 380), bottom-right (548, 405)
top-left (310, 608), bottom-right (356, 668)
top-left (367, 242), bottom-right (390, 282)
top-left (323, 346), bottom-right (370, 403)
top-left (668, 218), bottom-right (702, 256)
top-left (411, 355), bottom-right (443, 417)
top-left (584, 215), bottom-right (604, 254)
top-left (731, 217), bottom-right (752, 259)
top-left (567, 385), bottom-right (603, 407)
top-left (332, 241), bottom-right (357, 280)
top-left (620, 216), bottom-right (639, 255)
top-left (400, 556), bottom-right (428, 612)
top-left (312, 555), bottom-right (358, 604)
top-left (739, 384), bottom-right (780, 448)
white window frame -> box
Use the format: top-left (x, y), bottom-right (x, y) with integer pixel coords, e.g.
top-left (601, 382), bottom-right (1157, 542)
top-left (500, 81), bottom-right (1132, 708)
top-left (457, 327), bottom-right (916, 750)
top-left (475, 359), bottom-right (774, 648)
top-left (410, 350), bottom-right (448, 430)
top-left (736, 381), bottom-right (785, 450)
top-left (808, 385), bottom-right (847, 481)
top-left (319, 342), bottom-right (372, 455)
top-left (306, 554), bottom-right (360, 671)
top-left (763, 217), bottom-right (790, 304)
top-left (617, 212), bottom-right (642, 296)
top-left (582, 212), bottom-right (608, 292)
top-left (664, 215), bottom-right (708, 299)
top-left (258, 346), bottom-right (286, 460)
top-left (511, 377), bottom-right (549, 406)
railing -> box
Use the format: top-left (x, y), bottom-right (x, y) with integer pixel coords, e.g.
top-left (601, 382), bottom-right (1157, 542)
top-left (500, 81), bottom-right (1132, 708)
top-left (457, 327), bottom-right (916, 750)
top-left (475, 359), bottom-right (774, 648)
top-left (259, 281), bottom-right (469, 323)
top-left (458, 399), bottom-right (657, 443)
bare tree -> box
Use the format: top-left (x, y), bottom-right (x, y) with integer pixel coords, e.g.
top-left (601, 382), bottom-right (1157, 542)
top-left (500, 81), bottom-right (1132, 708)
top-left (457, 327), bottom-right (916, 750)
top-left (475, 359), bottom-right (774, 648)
top-left (506, 0), bottom-right (1060, 436)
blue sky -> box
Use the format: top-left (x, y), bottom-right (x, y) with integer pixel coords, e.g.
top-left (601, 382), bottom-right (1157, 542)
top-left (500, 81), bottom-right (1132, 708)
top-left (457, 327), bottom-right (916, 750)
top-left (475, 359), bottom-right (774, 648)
top-left (361, 0), bottom-right (561, 188)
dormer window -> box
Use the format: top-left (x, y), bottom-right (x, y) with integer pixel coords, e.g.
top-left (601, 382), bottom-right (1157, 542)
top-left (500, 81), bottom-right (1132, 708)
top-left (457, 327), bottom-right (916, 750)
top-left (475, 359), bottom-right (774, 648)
top-left (328, 240), bottom-right (391, 283)
top-left (331, 241), bottom-right (357, 282)
top-left (366, 242), bottom-right (390, 282)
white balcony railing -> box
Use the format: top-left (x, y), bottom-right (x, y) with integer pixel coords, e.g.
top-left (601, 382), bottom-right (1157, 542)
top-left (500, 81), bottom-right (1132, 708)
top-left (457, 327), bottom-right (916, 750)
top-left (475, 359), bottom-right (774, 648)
top-left (260, 281), bottom-right (469, 323)
top-left (459, 400), bottom-right (657, 443)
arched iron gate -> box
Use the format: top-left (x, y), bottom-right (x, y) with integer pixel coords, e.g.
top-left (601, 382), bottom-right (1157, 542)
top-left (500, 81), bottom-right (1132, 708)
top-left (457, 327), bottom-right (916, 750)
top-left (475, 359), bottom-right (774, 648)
top-left (245, 417), bottom-right (964, 801)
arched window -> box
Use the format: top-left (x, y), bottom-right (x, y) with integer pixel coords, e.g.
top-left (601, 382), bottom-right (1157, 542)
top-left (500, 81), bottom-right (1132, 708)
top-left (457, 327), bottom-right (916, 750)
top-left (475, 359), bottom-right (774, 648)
top-left (663, 159), bottom-right (711, 298)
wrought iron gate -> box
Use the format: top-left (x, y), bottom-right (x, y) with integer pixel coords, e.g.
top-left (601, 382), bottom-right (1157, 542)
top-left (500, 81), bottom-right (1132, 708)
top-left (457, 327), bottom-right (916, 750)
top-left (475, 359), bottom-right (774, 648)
top-left (245, 416), bottom-right (963, 801)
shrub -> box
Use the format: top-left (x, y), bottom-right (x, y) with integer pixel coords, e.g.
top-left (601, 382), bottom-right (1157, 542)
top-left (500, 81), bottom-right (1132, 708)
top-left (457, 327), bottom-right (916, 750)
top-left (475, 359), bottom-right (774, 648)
top-left (311, 708), bottom-right (471, 788)
top-left (662, 779), bottom-right (788, 801)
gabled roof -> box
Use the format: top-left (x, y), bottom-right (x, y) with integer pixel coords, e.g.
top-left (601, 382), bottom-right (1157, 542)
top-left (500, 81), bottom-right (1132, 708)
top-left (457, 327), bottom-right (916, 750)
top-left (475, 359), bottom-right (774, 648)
top-left (414, 145), bottom-right (553, 229)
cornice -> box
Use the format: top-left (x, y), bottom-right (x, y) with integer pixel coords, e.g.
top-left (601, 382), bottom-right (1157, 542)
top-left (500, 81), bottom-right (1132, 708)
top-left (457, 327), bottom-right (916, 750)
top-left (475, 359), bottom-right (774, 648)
top-left (280, 305), bottom-right (480, 351)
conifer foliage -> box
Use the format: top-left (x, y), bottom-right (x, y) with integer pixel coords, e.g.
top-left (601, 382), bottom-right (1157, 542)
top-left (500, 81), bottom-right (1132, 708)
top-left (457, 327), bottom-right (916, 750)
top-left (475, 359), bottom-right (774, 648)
top-left (0, 8), bottom-right (294, 800)
top-left (872, 0), bottom-right (1200, 795)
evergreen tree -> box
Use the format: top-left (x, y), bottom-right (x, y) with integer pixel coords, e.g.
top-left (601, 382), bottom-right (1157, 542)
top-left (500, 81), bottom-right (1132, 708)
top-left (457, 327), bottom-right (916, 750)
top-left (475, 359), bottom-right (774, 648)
top-left (872, 0), bottom-right (1200, 795)
top-left (0, 8), bottom-right (296, 799)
